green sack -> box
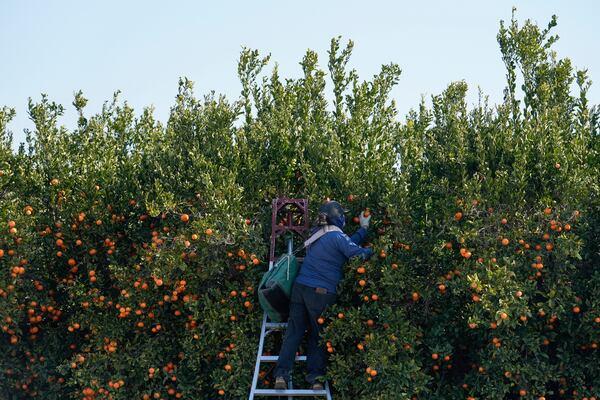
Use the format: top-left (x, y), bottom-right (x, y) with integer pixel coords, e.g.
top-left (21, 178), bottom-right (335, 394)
top-left (258, 254), bottom-right (300, 322)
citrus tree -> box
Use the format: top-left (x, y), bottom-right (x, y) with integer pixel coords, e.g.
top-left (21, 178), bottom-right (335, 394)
top-left (1, 11), bottom-right (599, 400)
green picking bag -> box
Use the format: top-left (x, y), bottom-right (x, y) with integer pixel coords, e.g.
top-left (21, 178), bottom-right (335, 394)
top-left (258, 254), bottom-right (300, 322)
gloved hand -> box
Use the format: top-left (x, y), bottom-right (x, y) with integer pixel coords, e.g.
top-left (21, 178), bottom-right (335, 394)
top-left (359, 210), bottom-right (371, 229)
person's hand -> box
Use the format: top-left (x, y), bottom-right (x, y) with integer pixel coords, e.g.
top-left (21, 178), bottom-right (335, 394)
top-left (359, 210), bottom-right (371, 229)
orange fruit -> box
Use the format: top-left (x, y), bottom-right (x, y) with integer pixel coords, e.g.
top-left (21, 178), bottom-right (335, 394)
top-left (542, 233), bottom-right (550, 240)
top-left (180, 214), bottom-right (189, 222)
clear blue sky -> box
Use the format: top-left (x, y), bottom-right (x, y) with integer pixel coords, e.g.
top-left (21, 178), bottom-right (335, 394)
top-left (2, 1), bottom-right (599, 149)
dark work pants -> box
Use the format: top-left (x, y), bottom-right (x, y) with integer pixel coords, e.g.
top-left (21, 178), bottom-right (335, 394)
top-left (274, 282), bottom-right (337, 384)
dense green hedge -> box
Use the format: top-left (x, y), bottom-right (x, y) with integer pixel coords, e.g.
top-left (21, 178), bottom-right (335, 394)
top-left (0, 13), bottom-right (599, 400)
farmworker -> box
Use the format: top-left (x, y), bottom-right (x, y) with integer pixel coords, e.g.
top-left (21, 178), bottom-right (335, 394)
top-left (274, 200), bottom-right (373, 390)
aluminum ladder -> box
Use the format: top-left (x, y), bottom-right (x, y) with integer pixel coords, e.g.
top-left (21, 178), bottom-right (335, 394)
top-left (249, 198), bottom-right (332, 399)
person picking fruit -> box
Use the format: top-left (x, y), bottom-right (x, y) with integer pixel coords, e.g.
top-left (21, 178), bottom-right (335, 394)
top-left (274, 200), bottom-right (373, 390)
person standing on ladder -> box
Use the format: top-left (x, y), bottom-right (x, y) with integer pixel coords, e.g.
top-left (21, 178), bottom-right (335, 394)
top-left (274, 200), bottom-right (373, 391)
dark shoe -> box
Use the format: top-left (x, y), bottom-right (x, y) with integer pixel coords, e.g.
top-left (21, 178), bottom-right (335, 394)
top-left (274, 376), bottom-right (287, 390)
top-left (311, 382), bottom-right (324, 390)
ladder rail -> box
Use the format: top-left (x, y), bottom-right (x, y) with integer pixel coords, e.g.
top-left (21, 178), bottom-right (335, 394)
top-left (249, 312), bottom-right (269, 400)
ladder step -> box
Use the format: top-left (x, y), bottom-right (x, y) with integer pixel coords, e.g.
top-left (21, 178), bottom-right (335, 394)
top-left (252, 388), bottom-right (328, 396)
top-left (260, 355), bottom-right (306, 362)
top-left (265, 322), bottom-right (288, 329)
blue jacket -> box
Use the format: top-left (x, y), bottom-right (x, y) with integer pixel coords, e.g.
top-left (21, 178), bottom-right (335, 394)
top-left (295, 227), bottom-right (373, 294)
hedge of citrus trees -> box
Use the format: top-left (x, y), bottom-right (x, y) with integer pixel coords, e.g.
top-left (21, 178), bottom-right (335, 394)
top-left (1, 13), bottom-right (599, 400)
